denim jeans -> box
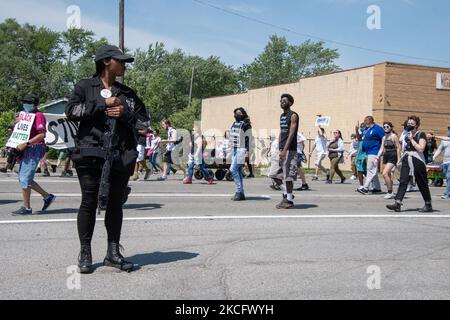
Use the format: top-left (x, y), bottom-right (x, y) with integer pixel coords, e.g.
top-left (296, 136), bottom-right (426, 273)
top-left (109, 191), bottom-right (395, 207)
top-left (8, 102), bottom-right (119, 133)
top-left (230, 148), bottom-right (246, 193)
top-left (148, 151), bottom-right (162, 172)
top-left (187, 158), bottom-right (211, 180)
top-left (444, 163), bottom-right (450, 196)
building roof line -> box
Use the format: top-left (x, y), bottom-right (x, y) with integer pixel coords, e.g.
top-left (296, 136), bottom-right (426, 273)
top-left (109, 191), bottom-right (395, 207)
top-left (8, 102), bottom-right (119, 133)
top-left (203, 61), bottom-right (450, 101)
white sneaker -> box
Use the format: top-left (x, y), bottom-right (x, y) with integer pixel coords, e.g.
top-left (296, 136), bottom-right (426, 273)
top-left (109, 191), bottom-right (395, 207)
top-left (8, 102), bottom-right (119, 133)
top-left (350, 175), bottom-right (357, 180)
top-left (384, 193), bottom-right (395, 199)
top-left (441, 195), bottom-right (449, 200)
top-left (406, 185), bottom-right (417, 192)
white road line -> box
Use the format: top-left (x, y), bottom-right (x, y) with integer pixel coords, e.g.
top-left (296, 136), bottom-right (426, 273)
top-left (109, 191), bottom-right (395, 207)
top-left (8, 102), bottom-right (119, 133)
top-left (1, 214), bottom-right (450, 225)
top-left (0, 193), bottom-right (272, 199)
top-left (0, 179), bottom-right (78, 183)
top-left (0, 193), bottom-right (435, 199)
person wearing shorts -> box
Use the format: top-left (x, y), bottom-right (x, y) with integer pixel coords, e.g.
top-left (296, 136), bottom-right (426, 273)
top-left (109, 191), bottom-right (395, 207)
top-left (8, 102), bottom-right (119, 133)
top-left (269, 93), bottom-right (299, 209)
top-left (132, 127), bottom-right (151, 181)
top-left (376, 121), bottom-right (401, 199)
top-left (12, 95), bottom-right (55, 216)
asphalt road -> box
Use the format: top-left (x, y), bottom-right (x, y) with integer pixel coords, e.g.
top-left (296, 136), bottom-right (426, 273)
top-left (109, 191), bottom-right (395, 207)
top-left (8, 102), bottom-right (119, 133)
top-left (1, 171), bottom-right (450, 300)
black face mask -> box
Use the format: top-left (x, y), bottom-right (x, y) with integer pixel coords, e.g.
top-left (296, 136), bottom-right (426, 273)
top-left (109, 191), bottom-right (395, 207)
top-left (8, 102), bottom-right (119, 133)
top-left (235, 115), bottom-right (244, 122)
top-left (406, 125), bottom-right (416, 132)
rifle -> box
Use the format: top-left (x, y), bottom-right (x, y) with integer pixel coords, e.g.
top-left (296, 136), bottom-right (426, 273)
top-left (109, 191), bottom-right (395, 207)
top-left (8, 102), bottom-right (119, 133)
top-left (91, 118), bottom-right (119, 215)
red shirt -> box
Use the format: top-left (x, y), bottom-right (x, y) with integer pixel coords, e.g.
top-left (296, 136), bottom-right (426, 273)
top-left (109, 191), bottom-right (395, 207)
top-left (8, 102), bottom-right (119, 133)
top-left (29, 112), bottom-right (46, 145)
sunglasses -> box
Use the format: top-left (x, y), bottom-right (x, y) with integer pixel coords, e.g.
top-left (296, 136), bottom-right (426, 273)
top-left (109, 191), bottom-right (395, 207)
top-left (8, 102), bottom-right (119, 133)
top-left (384, 125), bottom-right (391, 129)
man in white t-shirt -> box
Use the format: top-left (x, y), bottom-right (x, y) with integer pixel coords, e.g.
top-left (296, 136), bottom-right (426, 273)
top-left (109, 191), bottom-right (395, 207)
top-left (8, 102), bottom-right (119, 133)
top-left (296, 132), bottom-right (309, 190)
top-left (158, 119), bottom-right (178, 181)
top-left (309, 127), bottom-right (329, 181)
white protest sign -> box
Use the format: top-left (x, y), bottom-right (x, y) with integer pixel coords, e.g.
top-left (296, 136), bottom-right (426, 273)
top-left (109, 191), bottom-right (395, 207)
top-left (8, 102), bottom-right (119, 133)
top-left (6, 112), bottom-right (35, 148)
top-left (44, 113), bottom-right (78, 150)
top-left (315, 116), bottom-right (331, 127)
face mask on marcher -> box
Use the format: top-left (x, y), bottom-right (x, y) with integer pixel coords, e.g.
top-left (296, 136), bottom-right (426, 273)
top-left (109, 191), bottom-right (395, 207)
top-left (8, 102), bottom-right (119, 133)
top-left (23, 104), bottom-right (34, 113)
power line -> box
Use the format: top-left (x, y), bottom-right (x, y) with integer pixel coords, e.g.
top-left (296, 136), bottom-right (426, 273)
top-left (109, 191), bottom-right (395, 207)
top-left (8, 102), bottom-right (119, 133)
top-left (192, 0), bottom-right (450, 65)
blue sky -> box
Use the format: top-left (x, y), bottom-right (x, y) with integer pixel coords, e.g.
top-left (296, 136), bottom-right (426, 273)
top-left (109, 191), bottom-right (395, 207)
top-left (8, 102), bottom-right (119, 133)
top-left (1, 0), bottom-right (449, 69)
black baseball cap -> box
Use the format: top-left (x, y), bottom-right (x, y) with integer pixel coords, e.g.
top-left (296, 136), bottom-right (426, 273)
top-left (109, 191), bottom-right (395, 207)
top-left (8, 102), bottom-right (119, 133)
top-left (22, 94), bottom-right (40, 105)
top-left (95, 45), bottom-right (134, 63)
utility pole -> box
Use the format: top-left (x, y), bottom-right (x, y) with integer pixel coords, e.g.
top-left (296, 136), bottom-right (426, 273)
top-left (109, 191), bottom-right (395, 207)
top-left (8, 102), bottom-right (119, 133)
top-left (118, 0), bottom-right (125, 83)
top-left (188, 66), bottom-right (195, 106)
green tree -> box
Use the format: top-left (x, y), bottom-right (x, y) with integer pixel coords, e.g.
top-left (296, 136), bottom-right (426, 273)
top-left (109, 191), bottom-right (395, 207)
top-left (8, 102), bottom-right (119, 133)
top-left (0, 19), bottom-right (61, 112)
top-left (0, 111), bottom-right (15, 147)
top-left (126, 43), bottom-right (240, 129)
top-left (240, 35), bottom-right (340, 89)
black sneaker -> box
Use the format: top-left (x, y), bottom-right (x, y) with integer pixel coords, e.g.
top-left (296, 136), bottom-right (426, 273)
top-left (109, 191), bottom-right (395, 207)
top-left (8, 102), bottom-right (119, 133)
top-left (231, 192), bottom-right (246, 201)
top-left (295, 184), bottom-right (309, 191)
top-left (42, 194), bottom-right (56, 212)
top-left (12, 207), bottom-right (32, 216)
top-left (386, 202), bottom-right (402, 212)
top-left (42, 169), bottom-right (50, 177)
top-left (0, 168), bottom-right (7, 173)
top-left (341, 177), bottom-right (346, 184)
top-left (418, 204), bottom-right (433, 213)
top-left (51, 165), bottom-right (57, 173)
top-left (270, 184), bottom-right (281, 191)
top-left (371, 189), bottom-right (382, 194)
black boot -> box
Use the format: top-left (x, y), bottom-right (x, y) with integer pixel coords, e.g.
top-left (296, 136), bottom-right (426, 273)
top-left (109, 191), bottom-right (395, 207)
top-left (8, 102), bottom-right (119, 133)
top-left (231, 192), bottom-right (245, 201)
top-left (386, 201), bottom-right (402, 212)
top-left (419, 202), bottom-right (433, 213)
top-left (103, 242), bottom-right (134, 272)
top-left (78, 245), bottom-right (93, 274)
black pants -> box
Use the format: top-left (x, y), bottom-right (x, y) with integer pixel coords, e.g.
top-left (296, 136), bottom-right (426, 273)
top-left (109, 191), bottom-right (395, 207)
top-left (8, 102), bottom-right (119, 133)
top-left (245, 158), bottom-right (254, 176)
top-left (76, 167), bottom-right (130, 246)
top-left (395, 157), bottom-right (431, 203)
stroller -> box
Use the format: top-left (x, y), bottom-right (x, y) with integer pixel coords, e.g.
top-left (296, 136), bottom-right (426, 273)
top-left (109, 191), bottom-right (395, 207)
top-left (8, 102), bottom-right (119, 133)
top-left (193, 148), bottom-right (233, 181)
top-left (426, 162), bottom-right (444, 187)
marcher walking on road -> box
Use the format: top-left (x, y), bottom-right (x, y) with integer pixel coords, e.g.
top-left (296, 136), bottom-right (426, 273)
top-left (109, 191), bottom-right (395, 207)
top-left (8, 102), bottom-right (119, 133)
top-left (229, 107), bottom-right (252, 201)
top-left (327, 129), bottom-right (346, 184)
top-left (269, 94), bottom-right (300, 209)
top-left (387, 116), bottom-right (433, 212)
top-left (309, 127), bottom-right (329, 181)
top-left (433, 137), bottom-right (450, 199)
top-left (357, 116), bottom-right (385, 195)
top-left (376, 122), bottom-right (401, 199)
top-left (12, 95), bottom-right (55, 216)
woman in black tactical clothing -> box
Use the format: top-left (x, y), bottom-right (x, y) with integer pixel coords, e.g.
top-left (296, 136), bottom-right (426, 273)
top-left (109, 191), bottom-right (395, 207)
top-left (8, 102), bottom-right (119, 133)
top-left (66, 45), bottom-right (150, 273)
